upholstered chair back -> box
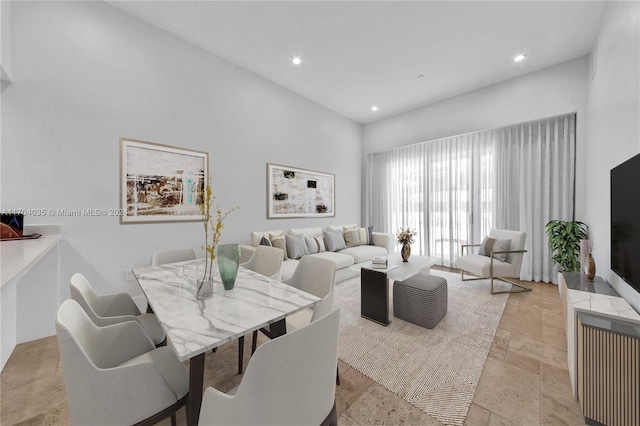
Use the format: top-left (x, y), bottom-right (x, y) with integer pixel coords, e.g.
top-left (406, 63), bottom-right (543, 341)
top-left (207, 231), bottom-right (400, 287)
top-left (150, 248), bottom-right (198, 266)
top-left (284, 256), bottom-right (336, 323)
top-left (488, 228), bottom-right (526, 275)
top-left (241, 245), bottom-right (284, 280)
top-left (56, 299), bottom-right (187, 425)
top-left (199, 308), bottom-right (341, 425)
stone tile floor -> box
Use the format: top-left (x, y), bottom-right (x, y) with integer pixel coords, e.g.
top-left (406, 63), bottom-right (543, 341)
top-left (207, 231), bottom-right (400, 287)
top-left (1, 268), bottom-right (585, 425)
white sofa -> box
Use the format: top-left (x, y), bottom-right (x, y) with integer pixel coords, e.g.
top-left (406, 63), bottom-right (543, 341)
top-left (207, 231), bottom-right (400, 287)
top-left (241, 225), bottom-right (395, 283)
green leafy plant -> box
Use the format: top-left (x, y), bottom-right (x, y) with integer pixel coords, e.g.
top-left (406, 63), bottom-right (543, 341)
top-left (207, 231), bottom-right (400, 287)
top-left (545, 220), bottom-right (588, 272)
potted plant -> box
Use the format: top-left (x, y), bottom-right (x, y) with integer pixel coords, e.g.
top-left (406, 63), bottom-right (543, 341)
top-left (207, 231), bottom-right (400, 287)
top-left (545, 220), bottom-right (589, 272)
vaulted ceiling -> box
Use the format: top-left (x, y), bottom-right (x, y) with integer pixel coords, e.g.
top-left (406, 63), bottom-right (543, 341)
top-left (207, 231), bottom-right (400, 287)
top-left (109, 1), bottom-right (606, 124)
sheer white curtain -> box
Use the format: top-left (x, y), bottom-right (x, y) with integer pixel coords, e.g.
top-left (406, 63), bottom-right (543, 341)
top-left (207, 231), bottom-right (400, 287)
top-left (365, 113), bottom-right (576, 282)
top-left (494, 114), bottom-right (576, 282)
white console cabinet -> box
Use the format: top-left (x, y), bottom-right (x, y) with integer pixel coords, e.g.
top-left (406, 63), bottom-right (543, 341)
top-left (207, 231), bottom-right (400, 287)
top-left (559, 272), bottom-right (640, 425)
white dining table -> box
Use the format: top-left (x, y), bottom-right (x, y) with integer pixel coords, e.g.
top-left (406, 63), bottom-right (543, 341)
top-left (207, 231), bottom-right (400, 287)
top-left (133, 259), bottom-right (320, 426)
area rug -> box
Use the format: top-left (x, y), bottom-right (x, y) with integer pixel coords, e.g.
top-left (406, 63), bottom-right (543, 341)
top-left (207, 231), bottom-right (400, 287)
top-left (334, 270), bottom-right (510, 425)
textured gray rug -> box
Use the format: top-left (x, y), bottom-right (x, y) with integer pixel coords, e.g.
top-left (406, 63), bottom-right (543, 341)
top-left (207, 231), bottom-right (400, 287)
top-left (334, 270), bottom-right (510, 426)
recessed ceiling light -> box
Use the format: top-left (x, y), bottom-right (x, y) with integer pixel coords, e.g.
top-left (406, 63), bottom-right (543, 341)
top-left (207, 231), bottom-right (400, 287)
top-left (371, 106), bottom-right (378, 112)
top-left (514, 54), bottom-right (526, 62)
top-left (292, 56), bottom-right (302, 65)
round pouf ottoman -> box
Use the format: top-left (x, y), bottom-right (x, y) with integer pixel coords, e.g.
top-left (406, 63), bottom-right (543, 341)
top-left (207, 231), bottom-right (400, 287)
top-left (393, 272), bottom-right (447, 329)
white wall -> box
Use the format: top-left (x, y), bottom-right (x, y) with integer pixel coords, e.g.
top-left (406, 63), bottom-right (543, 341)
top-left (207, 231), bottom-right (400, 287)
top-left (586, 1), bottom-right (640, 312)
top-left (1, 1), bottom-right (362, 301)
top-left (363, 56), bottom-right (590, 222)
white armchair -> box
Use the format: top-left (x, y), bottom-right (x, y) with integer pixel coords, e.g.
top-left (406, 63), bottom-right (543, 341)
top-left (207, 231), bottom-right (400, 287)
top-left (56, 299), bottom-right (188, 425)
top-left (199, 308), bottom-right (341, 426)
top-left (70, 272), bottom-right (166, 346)
top-left (456, 228), bottom-right (531, 294)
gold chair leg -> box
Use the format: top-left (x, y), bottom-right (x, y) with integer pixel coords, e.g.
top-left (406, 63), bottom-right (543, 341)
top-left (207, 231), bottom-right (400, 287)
top-left (490, 276), bottom-right (532, 294)
top-left (461, 270), bottom-right (485, 282)
top-left (461, 270), bottom-right (531, 294)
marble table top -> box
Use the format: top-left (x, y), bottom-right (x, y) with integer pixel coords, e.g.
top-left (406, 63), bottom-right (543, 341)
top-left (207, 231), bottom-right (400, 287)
top-left (567, 289), bottom-right (640, 323)
top-left (133, 259), bottom-right (319, 361)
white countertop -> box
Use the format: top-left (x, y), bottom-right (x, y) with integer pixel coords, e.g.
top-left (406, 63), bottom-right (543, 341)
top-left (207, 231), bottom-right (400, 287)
top-left (567, 289), bottom-right (640, 323)
top-left (1, 225), bottom-right (61, 289)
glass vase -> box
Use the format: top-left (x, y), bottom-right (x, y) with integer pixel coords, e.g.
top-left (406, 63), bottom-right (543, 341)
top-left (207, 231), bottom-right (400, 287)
top-left (184, 259), bottom-right (216, 300)
top-left (217, 244), bottom-right (240, 290)
top-left (196, 277), bottom-right (214, 300)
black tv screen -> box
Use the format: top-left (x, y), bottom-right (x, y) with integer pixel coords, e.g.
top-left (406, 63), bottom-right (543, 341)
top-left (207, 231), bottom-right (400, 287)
top-left (611, 152), bottom-right (640, 293)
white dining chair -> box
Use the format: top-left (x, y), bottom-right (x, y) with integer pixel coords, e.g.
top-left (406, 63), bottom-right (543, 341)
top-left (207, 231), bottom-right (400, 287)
top-left (199, 308), bottom-right (341, 426)
top-left (56, 299), bottom-right (188, 425)
top-left (234, 245), bottom-right (285, 374)
top-left (251, 255), bottom-right (336, 351)
top-left (147, 248), bottom-right (199, 314)
top-left (251, 255), bottom-right (340, 385)
top-left (239, 245), bottom-right (284, 281)
top-left (70, 272), bottom-right (166, 347)
top-left (150, 247), bottom-right (198, 266)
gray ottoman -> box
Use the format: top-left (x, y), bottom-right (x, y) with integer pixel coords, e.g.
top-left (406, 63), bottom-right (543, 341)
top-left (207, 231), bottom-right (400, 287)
top-left (393, 272), bottom-right (447, 329)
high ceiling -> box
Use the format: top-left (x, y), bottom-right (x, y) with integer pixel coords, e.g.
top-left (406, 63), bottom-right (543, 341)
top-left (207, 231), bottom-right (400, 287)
top-left (109, 1), bottom-right (606, 124)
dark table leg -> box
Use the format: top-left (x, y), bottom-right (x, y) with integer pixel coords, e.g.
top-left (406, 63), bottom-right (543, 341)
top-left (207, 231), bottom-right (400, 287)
top-left (187, 353), bottom-right (205, 426)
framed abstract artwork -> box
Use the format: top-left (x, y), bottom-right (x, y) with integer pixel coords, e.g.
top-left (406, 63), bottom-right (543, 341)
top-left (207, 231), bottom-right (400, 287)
top-left (120, 138), bottom-right (208, 223)
top-left (267, 163), bottom-right (335, 218)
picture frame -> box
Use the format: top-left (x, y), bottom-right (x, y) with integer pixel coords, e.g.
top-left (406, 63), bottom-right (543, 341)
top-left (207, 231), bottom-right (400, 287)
top-left (120, 138), bottom-right (208, 224)
top-left (267, 163), bottom-right (335, 218)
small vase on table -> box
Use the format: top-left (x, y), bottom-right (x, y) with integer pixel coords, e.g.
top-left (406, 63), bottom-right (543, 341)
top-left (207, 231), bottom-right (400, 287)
top-left (401, 243), bottom-right (411, 262)
top-left (586, 253), bottom-right (596, 282)
top-left (197, 261), bottom-right (216, 300)
top-left (217, 244), bottom-right (240, 290)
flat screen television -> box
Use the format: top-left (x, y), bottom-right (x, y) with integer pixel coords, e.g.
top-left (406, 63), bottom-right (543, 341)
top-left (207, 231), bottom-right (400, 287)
top-left (611, 152), bottom-right (640, 294)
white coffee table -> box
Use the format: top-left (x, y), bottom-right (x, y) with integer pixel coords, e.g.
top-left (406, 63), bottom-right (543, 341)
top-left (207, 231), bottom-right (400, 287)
top-left (357, 254), bottom-right (438, 280)
top-left (355, 254), bottom-right (439, 325)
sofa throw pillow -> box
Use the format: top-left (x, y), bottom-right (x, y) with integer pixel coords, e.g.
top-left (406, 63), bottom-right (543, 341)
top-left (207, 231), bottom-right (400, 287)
top-left (270, 233), bottom-right (288, 260)
top-left (344, 228), bottom-right (361, 247)
top-left (478, 237), bottom-right (510, 262)
top-left (250, 230), bottom-right (283, 247)
top-left (305, 236), bottom-right (318, 254)
top-left (305, 236), bottom-right (326, 254)
top-left (259, 236), bottom-right (272, 247)
top-left (367, 225), bottom-right (374, 245)
top-left (323, 230), bottom-right (347, 252)
top-left (285, 234), bottom-right (309, 260)
top-left (357, 227), bottom-right (368, 245)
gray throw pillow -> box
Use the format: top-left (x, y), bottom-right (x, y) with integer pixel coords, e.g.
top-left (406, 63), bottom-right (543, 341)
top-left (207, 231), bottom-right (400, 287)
top-left (259, 236), bottom-right (272, 247)
top-left (478, 237), bottom-right (511, 262)
top-left (367, 225), bottom-right (374, 245)
top-left (270, 234), bottom-right (288, 260)
top-left (323, 230), bottom-right (347, 252)
top-left (305, 236), bottom-right (325, 254)
top-left (285, 234), bottom-right (309, 260)
top-left (305, 236), bottom-right (319, 254)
